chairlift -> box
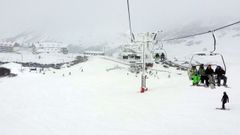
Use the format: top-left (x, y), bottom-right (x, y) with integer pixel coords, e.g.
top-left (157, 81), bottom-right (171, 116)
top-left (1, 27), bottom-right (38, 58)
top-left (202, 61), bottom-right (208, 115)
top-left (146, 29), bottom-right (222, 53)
top-left (188, 31), bottom-right (226, 78)
top-left (121, 43), bottom-right (141, 61)
top-left (152, 40), bottom-right (167, 63)
top-left (144, 42), bottom-right (154, 68)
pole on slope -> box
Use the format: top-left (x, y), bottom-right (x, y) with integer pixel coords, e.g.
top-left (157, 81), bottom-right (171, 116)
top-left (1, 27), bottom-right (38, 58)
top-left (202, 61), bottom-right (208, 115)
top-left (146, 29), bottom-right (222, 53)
top-left (141, 42), bottom-right (146, 93)
top-left (140, 33), bottom-right (150, 93)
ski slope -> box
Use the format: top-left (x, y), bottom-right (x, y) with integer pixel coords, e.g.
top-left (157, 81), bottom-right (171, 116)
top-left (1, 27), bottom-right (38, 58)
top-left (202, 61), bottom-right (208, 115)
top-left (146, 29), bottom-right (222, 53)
top-left (0, 30), bottom-right (240, 135)
top-left (0, 52), bottom-right (78, 64)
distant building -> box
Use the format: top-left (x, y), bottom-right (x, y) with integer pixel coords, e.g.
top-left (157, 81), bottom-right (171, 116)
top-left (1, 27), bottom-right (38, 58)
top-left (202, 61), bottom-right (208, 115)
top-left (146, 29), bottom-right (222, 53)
top-left (0, 41), bottom-right (69, 54)
top-left (61, 47), bottom-right (68, 54)
top-left (0, 41), bottom-right (14, 52)
top-left (12, 42), bottom-right (21, 52)
top-left (83, 51), bottom-right (105, 56)
top-left (32, 42), bottom-right (68, 54)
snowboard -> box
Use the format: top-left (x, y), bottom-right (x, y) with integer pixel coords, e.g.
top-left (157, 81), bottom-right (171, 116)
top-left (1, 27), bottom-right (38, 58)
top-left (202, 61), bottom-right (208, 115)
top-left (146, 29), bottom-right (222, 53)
top-left (223, 85), bottom-right (230, 88)
top-left (216, 84), bottom-right (230, 88)
top-left (209, 84), bottom-right (215, 89)
top-left (216, 108), bottom-right (230, 111)
top-left (208, 75), bottom-right (215, 89)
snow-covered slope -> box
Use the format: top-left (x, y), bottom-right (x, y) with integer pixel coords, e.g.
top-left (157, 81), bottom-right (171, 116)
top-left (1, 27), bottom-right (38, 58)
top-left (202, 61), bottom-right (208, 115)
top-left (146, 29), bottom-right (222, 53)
top-left (0, 28), bottom-right (240, 135)
top-left (0, 52), bottom-right (80, 64)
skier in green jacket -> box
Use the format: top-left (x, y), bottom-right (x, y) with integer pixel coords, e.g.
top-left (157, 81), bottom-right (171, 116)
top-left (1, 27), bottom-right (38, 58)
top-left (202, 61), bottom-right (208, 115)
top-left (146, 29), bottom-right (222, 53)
top-left (192, 72), bottom-right (201, 86)
top-left (189, 66), bottom-right (198, 80)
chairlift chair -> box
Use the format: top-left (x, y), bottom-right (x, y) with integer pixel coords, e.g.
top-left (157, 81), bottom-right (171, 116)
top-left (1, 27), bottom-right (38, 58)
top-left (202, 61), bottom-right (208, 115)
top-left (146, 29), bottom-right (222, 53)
top-left (152, 40), bottom-right (167, 63)
top-left (187, 32), bottom-right (226, 79)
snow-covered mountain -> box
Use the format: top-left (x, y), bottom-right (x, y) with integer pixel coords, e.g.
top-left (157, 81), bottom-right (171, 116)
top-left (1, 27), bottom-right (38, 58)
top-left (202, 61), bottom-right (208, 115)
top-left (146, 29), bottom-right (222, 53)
top-left (0, 31), bottom-right (60, 44)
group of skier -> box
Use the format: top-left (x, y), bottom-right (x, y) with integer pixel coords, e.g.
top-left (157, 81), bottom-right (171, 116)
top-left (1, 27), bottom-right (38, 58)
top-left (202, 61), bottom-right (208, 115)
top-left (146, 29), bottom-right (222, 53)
top-left (189, 64), bottom-right (229, 110)
top-left (190, 64), bottom-right (227, 87)
top-left (154, 53), bottom-right (166, 64)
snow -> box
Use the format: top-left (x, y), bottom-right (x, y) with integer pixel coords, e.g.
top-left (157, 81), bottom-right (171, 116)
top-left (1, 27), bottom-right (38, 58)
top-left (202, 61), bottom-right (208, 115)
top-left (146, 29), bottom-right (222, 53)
top-left (0, 52), bottom-right (78, 64)
top-left (0, 30), bottom-right (240, 135)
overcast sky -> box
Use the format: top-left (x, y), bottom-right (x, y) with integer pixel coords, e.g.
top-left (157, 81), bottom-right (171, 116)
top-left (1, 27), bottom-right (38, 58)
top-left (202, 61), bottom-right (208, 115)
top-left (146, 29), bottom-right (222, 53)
top-left (0, 0), bottom-right (239, 45)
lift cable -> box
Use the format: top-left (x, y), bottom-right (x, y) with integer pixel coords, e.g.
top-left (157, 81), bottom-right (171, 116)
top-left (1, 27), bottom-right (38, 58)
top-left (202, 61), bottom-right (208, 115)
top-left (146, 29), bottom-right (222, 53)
top-left (163, 20), bottom-right (240, 42)
top-left (127, 0), bottom-right (135, 42)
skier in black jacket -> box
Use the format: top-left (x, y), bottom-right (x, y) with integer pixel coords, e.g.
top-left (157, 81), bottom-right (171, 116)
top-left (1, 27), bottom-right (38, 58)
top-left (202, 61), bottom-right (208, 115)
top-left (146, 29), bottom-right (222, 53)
top-left (205, 65), bottom-right (215, 87)
top-left (215, 66), bottom-right (227, 86)
top-left (221, 92), bottom-right (229, 109)
top-left (160, 53), bottom-right (165, 61)
top-left (198, 64), bottom-right (207, 84)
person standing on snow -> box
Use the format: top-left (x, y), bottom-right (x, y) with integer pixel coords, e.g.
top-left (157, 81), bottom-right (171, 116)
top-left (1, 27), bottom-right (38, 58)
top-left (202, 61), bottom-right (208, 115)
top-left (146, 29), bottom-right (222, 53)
top-left (221, 92), bottom-right (229, 109)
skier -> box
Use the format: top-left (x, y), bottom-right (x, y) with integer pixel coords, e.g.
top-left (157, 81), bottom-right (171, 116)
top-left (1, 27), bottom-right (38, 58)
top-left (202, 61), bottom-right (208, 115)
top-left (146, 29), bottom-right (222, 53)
top-left (205, 64), bottom-right (215, 87)
top-left (215, 66), bottom-right (227, 86)
top-left (198, 64), bottom-right (207, 84)
top-left (189, 65), bottom-right (198, 80)
top-left (155, 53), bottom-right (160, 59)
top-left (192, 72), bottom-right (200, 86)
top-left (154, 53), bottom-right (160, 63)
top-left (160, 53), bottom-right (165, 61)
top-left (221, 92), bottom-right (229, 109)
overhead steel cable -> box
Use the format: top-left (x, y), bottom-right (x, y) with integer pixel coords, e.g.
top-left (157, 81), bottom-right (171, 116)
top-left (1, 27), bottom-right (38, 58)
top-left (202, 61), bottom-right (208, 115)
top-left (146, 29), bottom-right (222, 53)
top-left (213, 21), bottom-right (240, 31)
top-left (163, 20), bottom-right (240, 42)
top-left (163, 31), bottom-right (210, 42)
top-left (127, 0), bottom-right (135, 42)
